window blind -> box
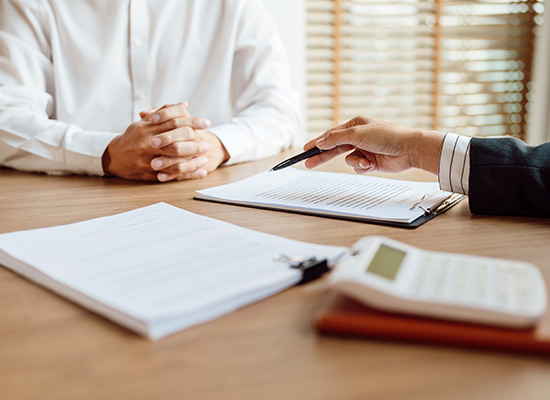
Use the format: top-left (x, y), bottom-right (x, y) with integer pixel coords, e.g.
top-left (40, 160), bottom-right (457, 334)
top-left (306, 0), bottom-right (546, 139)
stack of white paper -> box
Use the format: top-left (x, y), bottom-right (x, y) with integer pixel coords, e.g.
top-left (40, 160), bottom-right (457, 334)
top-left (0, 203), bottom-right (346, 339)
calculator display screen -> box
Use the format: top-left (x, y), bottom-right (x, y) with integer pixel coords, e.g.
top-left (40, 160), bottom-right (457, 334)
top-left (366, 245), bottom-right (406, 281)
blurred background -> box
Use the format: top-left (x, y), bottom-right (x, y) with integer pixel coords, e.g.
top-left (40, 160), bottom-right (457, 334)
top-left (265, 0), bottom-right (549, 144)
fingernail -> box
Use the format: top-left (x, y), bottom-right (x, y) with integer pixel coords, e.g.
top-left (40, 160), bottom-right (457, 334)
top-left (359, 160), bottom-right (368, 168)
top-left (197, 169), bottom-right (207, 178)
top-left (158, 173), bottom-right (168, 181)
top-left (200, 118), bottom-right (210, 128)
top-left (199, 143), bottom-right (210, 152)
top-left (151, 137), bottom-right (162, 148)
top-left (151, 114), bottom-right (160, 123)
top-left (316, 138), bottom-right (325, 147)
top-left (152, 159), bottom-right (163, 169)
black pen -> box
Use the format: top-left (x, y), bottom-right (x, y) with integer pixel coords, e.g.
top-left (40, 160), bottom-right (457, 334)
top-left (269, 147), bottom-right (324, 171)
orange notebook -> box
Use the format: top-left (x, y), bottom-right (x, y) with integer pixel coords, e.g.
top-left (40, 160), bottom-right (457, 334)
top-left (314, 292), bottom-right (550, 355)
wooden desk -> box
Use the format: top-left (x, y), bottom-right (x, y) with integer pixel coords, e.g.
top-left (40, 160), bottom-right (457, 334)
top-left (1, 152), bottom-right (550, 400)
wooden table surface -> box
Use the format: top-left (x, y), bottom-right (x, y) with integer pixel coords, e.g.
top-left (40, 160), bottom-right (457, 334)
top-left (1, 151), bottom-right (550, 400)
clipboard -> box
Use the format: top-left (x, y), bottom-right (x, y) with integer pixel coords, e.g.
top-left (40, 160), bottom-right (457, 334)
top-left (194, 169), bottom-right (466, 229)
top-left (405, 192), bottom-right (466, 228)
top-left (0, 203), bottom-right (344, 340)
top-left (195, 192), bottom-right (465, 229)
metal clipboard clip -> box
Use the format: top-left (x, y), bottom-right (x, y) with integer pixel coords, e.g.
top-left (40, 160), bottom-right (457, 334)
top-left (273, 254), bottom-right (329, 285)
top-left (410, 191), bottom-right (465, 215)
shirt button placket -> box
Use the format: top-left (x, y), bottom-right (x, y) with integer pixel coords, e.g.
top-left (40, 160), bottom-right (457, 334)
top-left (129, 0), bottom-right (151, 120)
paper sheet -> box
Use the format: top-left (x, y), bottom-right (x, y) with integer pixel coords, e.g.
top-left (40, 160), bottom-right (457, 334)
top-left (0, 203), bottom-right (346, 338)
top-left (196, 168), bottom-right (452, 223)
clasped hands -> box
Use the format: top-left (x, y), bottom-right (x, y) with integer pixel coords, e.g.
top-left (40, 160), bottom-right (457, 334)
top-left (102, 102), bottom-right (229, 181)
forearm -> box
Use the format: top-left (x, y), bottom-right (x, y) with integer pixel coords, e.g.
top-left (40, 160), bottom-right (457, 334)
top-left (208, 104), bottom-right (302, 165)
top-left (408, 129), bottom-right (474, 196)
top-left (0, 106), bottom-right (117, 175)
top-left (408, 129), bottom-right (446, 175)
top-left (0, 2), bottom-right (118, 176)
top-left (469, 137), bottom-right (550, 217)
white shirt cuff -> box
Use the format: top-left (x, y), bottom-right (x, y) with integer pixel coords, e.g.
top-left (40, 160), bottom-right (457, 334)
top-left (208, 124), bottom-right (255, 166)
top-left (65, 130), bottom-right (119, 176)
top-left (438, 132), bottom-right (471, 195)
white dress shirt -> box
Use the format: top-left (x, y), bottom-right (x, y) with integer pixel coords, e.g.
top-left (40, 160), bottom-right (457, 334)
top-left (0, 0), bottom-right (302, 176)
top-left (438, 133), bottom-right (472, 195)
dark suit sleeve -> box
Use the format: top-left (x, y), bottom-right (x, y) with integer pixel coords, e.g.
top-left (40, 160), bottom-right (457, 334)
top-left (468, 137), bottom-right (550, 217)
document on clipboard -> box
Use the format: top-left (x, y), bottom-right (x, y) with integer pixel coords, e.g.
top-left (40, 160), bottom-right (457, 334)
top-left (0, 203), bottom-right (346, 340)
top-left (194, 168), bottom-right (464, 228)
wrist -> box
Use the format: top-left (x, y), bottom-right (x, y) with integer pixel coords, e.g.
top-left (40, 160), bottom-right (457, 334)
top-left (101, 136), bottom-right (120, 176)
top-left (408, 129), bottom-right (445, 175)
top-left (101, 144), bottom-right (113, 175)
top-left (197, 130), bottom-right (230, 172)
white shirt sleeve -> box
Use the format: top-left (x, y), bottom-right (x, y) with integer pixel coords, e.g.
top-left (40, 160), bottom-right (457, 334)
top-left (207, 1), bottom-right (303, 165)
top-left (0, 1), bottom-right (118, 176)
top-left (0, 0), bottom-right (301, 175)
top-left (438, 132), bottom-right (472, 195)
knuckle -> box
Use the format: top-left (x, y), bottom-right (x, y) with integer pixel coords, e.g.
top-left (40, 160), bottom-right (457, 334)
top-left (163, 143), bottom-right (176, 155)
top-left (194, 142), bottom-right (204, 154)
top-left (134, 123), bottom-right (146, 135)
top-left (177, 162), bottom-right (191, 173)
top-left (136, 146), bottom-right (150, 159)
top-left (156, 110), bottom-right (167, 122)
top-left (176, 173), bottom-right (191, 181)
top-left (170, 163), bottom-right (183, 174)
top-left (174, 142), bottom-right (186, 155)
top-left (349, 126), bottom-right (360, 136)
top-left (159, 104), bottom-right (173, 113)
top-left (346, 156), bottom-right (362, 168)
top-left (324, 130), bottom-right (335, 142)
top-left (166, 142), bottom-right (186, 156)
top-left (177, 173), bottom-right (192, 181)
top-left (170, 118), bottom-right (180, 129)
top-left (184, 126), bottom-right (196, 139)
top-left (192, 158), bottom-right (203, 170)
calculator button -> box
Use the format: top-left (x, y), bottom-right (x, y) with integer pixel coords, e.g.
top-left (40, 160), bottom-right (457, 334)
top-left (475, 263), bottom-right (488, 302)
top-left (433, 259), bottom-right (450, 296)
top-left (412, 256), bottom-right (539, 315)
top-left (515, 270), bottom-right (532, 309)
top-left (453, 261), bottom-right (468, 298)
top-left (414, 263), bottom-right (430, 294)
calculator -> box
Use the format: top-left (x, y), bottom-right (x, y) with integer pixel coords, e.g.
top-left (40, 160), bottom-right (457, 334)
top-left (329, 236), bottom-right (548, 329)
